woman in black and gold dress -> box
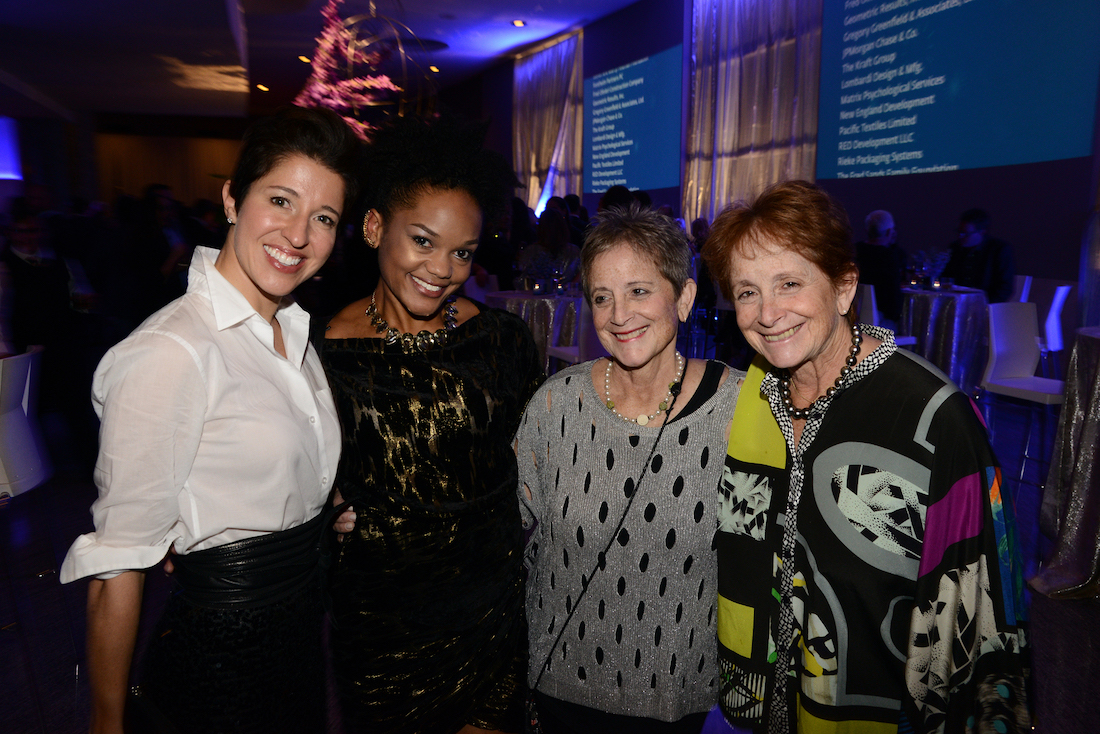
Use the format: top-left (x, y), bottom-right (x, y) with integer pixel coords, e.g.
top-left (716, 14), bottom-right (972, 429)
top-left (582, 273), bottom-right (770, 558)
top-left (321, 117), bottom-right (542, 734)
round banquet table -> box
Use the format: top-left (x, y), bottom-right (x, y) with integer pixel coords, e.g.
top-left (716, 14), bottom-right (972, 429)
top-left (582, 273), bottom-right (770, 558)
top-left (483, 290), bottom-right (581, 374)
top-left (899, 286), bottom-right (988, 396)
top-left (1031, 326), bottom-right (1100, 599)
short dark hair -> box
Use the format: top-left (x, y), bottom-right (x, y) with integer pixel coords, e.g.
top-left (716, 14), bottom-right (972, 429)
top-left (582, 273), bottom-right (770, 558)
top-left (546, 197), bottom-right (568, 217)
top-left (706, 180), bottom-right (856, 322)
top-left (537, 208), bottom-right (571, 253)
top-left (359, 115), bottom-right (517, 229)
top-left (228, 106), bottom-right (362, 222)
top-left (563, 194), bottom-right (580, 214)
top-left (581, 203), bottom-right (693, 302)
top-left (599, 185), bottom-right (633, 212)
top-left (959, 207), bottom-right (990, 232)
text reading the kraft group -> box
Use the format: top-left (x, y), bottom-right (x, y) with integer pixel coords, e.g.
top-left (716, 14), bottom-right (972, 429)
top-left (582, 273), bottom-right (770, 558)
top-left (831, 0), bottom-right (976, 178)
top-left (588, 59), bottom-right (647, 191)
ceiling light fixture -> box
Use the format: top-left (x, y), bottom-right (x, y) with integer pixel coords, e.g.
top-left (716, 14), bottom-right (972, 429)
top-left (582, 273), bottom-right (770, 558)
top-left (512, 20), bottom-right (526, 27)
top-left (298, 56), bottom-right (311, 63)
top-left (256, 84), bottom-right (270, 92)
top-left (429, 65), bottom-right (440, 73)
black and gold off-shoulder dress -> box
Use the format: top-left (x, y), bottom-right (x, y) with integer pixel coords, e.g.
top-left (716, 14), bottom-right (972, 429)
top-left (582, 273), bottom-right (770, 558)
top-left (320, 307), bottom-right (543, 734)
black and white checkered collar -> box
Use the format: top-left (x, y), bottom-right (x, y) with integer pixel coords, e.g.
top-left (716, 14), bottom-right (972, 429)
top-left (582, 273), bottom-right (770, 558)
top-left (759, 324), bottom-right (897, 447)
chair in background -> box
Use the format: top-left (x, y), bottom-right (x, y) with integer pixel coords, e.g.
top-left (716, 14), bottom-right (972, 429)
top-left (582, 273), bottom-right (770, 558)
top-left (980, 302), bottom-right (1064, 485)
top-left (857, 284), bottom-right (917, 348)
top-left (461, 273), bottom-right (499, 303)
top-left (1039, 284), bottom-right (1073, 378)
top-left (0, 346), bottom-right (52, 499)
top-left (546, 297), bottom-right (608, 372)
top-left (1014, 274), bottom-right (1033, 302)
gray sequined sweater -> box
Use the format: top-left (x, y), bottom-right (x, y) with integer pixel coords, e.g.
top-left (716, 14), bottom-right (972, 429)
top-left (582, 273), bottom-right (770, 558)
top-left (516, 360), bottom-right (742, 721)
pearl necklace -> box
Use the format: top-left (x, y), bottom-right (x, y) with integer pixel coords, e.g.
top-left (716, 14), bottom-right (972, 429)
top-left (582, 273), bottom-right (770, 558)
top-left (366, 294), bottom-right (458, 354)
top-left (604, 352), bottom-right (685, 426)
top-left (780, 323), bottom-right (862, 420)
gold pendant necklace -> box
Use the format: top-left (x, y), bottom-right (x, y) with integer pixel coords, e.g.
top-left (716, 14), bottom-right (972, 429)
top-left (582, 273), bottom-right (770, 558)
top-left (603, 352), bottom-right (685, 426)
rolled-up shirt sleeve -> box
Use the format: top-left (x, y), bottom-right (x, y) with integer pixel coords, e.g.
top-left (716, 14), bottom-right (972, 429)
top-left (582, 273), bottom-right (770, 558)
top-left (61, 330), bottom-right (207, 582)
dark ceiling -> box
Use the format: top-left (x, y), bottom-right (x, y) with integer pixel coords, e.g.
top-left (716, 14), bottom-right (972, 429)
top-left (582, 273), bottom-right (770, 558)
top-left (0, 0), bottom-right (639, 122)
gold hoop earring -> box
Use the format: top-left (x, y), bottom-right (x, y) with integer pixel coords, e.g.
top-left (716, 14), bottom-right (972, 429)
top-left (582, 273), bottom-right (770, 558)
top-left (362, 211), bottom-right (376, 248)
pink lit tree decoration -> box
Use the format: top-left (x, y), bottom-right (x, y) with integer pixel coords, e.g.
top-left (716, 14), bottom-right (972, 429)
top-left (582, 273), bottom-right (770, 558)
top-left (293, 0), bottom-right (404, 139)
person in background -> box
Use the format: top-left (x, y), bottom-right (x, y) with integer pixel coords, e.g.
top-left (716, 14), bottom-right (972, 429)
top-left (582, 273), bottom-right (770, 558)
top-left (1, 197), bottom-right (100, 469)
top-left (599, 185), bottom-right (635, 216)
top-left (564, 193), bottom-right (586, 237)
top-left (184, 197), bottom-right (227, 250)
top-left (511, 195), bottom-right (536, 250)
top-left (0, 198), bottom-right (80, 356)
top-left (854, 209), bottom-right (905, 331)
top-left (939, 207), bottom-right (1015, 303)
top-left (60, 106), bottom-right (360, 734)
top-left (517, 203), bottom-right (743, 733)
top-left (690, 217), bottom-right (718, 313)
top-left (518, 208), bottom-right (581, 284)
top-left (690, 217), bottom-right (710, 254)
top-left (322, 115), bottom-right (542, 734)
top-left (139, 184), bottom-right (192, 307)
top-left (474, 203), bottom-right (517, 291)
top-left (546, 195), bottom-right (585, 247)
top-left (705, 180), bottom-right (1029, 733)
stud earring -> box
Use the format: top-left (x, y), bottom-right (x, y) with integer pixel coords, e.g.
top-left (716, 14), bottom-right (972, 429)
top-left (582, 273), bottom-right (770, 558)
top-left (227, 217), bottom-right (234, 225)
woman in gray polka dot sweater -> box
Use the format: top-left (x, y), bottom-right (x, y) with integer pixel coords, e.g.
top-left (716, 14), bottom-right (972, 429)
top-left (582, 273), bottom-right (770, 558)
top-left (516, 205), bottom-right (744, 733)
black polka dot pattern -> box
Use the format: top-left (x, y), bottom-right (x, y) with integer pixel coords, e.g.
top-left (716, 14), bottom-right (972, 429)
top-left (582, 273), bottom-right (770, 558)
top-left (514, 361), bottom-right (743, 720)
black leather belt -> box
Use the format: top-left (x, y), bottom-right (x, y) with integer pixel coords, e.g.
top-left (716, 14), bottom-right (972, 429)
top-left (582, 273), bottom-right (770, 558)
top-left (171, 504), bottom-right (343, 610)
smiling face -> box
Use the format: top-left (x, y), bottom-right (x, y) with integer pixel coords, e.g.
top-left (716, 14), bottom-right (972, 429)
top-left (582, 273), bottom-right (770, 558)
top-left (216, 153), bottom-right (344, 319)
top-left (588, 243), bottom-right (695, 371)
top-left (369, 186), bottom-right (482, 331)
top-left (729, 236), bottom-right (857, 377)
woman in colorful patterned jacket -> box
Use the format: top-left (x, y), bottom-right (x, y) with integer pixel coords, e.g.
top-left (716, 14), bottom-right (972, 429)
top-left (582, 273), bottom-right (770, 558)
top-left (702, 180), bottom-right (1029, 734)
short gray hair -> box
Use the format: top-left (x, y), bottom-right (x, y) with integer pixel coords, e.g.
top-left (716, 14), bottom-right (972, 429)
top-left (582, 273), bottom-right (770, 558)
top-left (581, 203), bottom-right (693, 302)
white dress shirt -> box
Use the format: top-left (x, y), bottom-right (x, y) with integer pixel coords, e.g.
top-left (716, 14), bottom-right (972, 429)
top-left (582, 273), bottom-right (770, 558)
top-left (61, 246), bottom-right (340, 582)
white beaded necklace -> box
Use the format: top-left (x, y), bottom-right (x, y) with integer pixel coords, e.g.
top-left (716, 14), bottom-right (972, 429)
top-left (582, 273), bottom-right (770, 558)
top-left (603, 351), bottom-right (685, 426)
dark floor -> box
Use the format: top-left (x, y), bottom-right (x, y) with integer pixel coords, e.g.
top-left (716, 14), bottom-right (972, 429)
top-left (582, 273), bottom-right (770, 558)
top-left (2, 394), bottom-right (1098, 733)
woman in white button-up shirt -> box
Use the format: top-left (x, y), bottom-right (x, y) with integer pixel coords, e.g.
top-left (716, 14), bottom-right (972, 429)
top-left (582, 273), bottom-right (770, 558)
top-left (60, 107), bottom-right (361, 734)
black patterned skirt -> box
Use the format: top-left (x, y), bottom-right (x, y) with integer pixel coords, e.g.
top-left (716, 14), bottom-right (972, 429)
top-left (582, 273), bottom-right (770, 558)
top-left (133, 512), bottom-right (331, 734)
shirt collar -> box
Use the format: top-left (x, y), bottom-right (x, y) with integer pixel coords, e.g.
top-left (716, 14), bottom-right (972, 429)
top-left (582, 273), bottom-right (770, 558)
top-left (759, 323), bottom-right (898, 416)
top-left (188, 246), bottom-right (312, 367)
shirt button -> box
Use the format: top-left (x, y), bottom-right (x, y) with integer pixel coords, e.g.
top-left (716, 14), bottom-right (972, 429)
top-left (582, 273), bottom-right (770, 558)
top-left (309, 415), bottom-right (316, 423)
top-left (322, 476), bottom-right (329, 485)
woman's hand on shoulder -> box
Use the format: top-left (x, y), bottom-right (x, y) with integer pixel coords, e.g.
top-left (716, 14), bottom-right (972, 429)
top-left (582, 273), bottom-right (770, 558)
top-left (452, 295), bottom-right (481, 326)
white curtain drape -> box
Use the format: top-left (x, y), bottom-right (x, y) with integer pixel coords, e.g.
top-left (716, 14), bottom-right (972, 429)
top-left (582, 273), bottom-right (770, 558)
top-left (513, 32), bottom-right (583, 213)
top-left (684, 0), bottom-right (822, 223)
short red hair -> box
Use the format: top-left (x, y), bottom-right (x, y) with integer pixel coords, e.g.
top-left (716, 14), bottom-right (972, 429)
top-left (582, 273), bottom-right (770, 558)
top-left (704, 180), bottom-right (858, 323)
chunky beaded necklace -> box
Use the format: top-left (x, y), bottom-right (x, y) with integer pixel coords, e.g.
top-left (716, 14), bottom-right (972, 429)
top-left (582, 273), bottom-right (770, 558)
top-left (780, 323), bottom-right (862, 420)
top-left (604, 351), bottom-right (685, 426)
top-left (366, 294), bottom-right (458, 354)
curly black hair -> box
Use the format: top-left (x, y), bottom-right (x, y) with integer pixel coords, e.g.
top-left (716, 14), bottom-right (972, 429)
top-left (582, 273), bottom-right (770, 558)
top-left (359, 115), bottom-right (518, 228)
